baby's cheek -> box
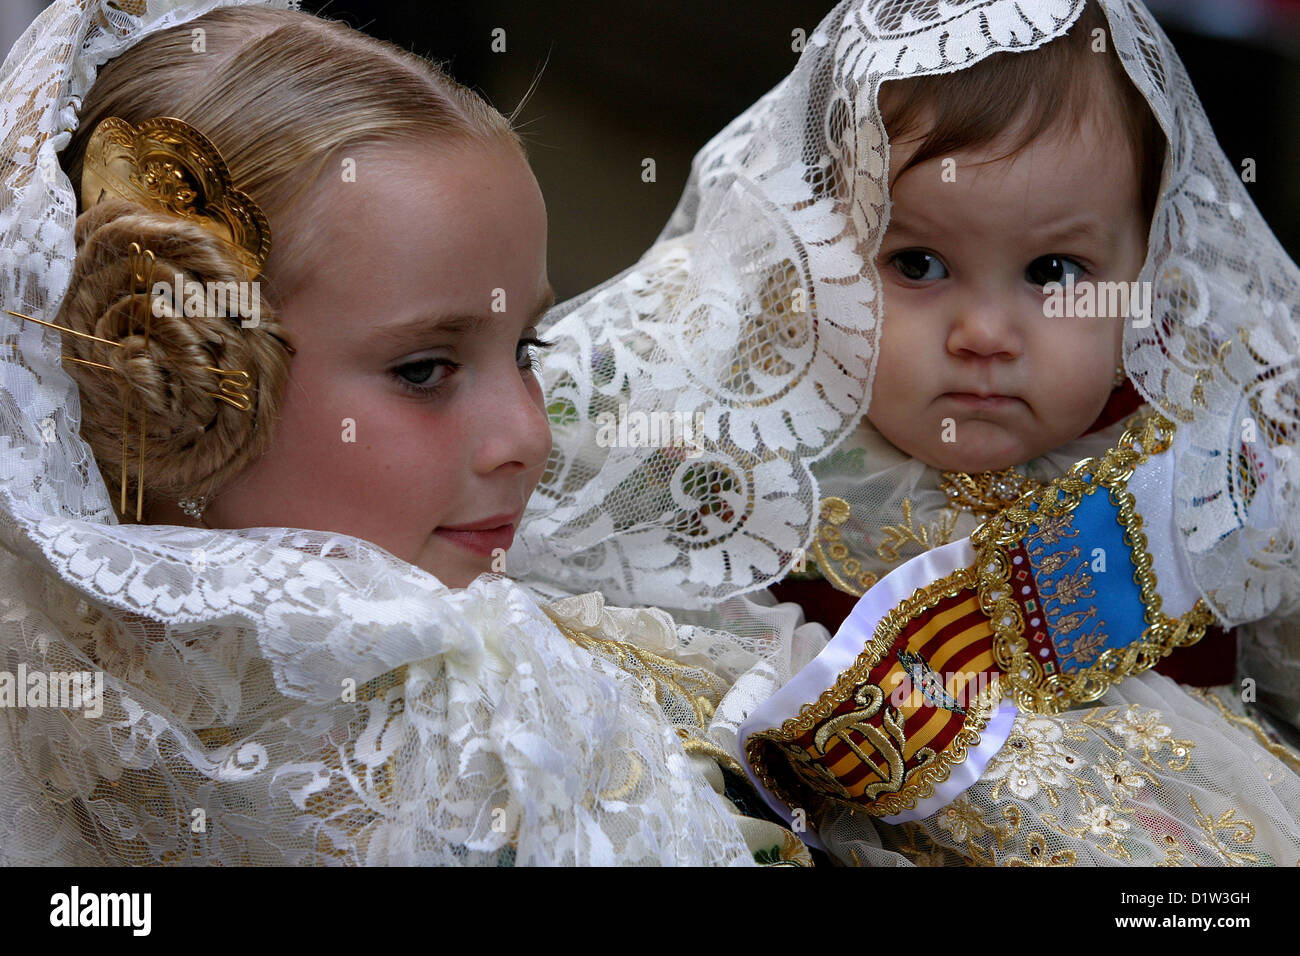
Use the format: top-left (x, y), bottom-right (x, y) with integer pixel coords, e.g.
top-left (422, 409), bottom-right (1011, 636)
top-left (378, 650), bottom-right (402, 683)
top-left (1043, 323), bottom-right (1120, 427)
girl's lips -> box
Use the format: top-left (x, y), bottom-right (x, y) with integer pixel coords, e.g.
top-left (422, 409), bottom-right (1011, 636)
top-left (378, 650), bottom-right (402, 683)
top-left (433, 524), bottom-right (516, 558)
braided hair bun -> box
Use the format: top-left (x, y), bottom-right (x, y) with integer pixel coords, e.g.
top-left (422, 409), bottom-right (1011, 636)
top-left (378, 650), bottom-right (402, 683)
top-left (54, 198), bottom-right (291, 517)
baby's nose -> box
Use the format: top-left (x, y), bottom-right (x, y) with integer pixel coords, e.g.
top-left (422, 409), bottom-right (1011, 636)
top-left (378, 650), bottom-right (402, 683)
top-left (945, 298), bottom-right (1024, 360)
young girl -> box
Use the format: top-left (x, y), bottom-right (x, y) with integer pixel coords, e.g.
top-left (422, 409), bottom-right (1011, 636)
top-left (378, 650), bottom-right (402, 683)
top-left (524, 0), bottom-right (1300, 864)
top-left (0, 0), bottom-right (817, 865)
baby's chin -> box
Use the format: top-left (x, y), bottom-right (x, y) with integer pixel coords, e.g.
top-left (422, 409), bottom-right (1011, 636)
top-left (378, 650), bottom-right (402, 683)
top-left (902, 430), bottom-right (1054, 474)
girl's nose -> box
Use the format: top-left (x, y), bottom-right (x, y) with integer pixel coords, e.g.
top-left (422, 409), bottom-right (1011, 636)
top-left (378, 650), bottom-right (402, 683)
top-left (473, 366), bottom-right (553, 477)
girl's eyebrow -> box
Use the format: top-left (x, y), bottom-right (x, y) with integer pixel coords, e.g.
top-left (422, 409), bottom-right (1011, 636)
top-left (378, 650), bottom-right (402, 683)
top-left (373, 313), bottom-right (487, 349)
top-left (373, 286), bottom-right (556, 349)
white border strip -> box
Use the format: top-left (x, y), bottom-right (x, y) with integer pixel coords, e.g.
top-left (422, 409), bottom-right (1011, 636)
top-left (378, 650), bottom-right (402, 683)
top-left (739, 537), bottom-right (1018, 848)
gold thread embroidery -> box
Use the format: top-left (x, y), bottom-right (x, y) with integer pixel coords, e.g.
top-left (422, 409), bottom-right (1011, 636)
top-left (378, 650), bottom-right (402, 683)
top-left (678, 732), bottom-right (747, 779)
top-left (809, 496), bottom-right (878, 596)
top-left (543, 609), bottom-right (752, 779)
top-left (876, 497), bottom-right (959, 562)
top-left (1188, 794), bottom-right (1259, 865)
top-left (809, 496), bottom-right (959, 598)
top-left (863, 701), bottom-right (1271, 867)
top-left (545, 611), bottom-right (727, 731)
top-left (970, 410), bottom-right (1216, 714)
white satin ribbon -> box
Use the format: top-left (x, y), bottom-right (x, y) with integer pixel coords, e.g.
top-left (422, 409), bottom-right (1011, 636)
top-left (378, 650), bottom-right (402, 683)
top-left (738, 537), bottom-right (1019, 848)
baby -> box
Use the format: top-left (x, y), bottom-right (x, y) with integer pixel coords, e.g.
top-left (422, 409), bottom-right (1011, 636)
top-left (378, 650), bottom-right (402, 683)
top-left (866, 0), bottom-right (1160, 476)
top-left (778, 3), bottom-right (1199, 646)
top-left (719, 0), bottom-right (1300, 864)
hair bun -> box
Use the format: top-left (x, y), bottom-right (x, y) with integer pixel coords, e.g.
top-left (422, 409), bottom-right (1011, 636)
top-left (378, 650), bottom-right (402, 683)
top-left (55, 199), bottom-right (290, 513)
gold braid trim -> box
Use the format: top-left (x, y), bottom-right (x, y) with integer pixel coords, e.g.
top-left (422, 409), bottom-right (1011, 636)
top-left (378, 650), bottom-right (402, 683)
top-left (1188, 688), bottom-right (1300, 774)
top-left (745, 566), bottom-right (999, 819)
top-left (971, 410), bottom-right (1215, 715)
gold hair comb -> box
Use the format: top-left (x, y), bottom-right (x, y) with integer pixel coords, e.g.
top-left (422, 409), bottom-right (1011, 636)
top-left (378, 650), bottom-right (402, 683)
top-left (7, 244), bottom-right (253, 521)
top-left (81, 116), bottom-right (271, 280)
top-left (3, 115), bottom-right (289, 523)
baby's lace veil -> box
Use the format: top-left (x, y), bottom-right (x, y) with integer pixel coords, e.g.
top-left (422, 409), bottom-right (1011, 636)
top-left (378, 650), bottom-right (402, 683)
top-left (516, 0), bottom-right (1299, 631)
top-left (0, 0), bottom-right (759, 865)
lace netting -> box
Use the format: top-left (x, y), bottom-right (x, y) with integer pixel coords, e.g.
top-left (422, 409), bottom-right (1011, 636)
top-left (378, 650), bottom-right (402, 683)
top-left (518, 0), bottom-right (1298, 633)
top-left (514, 0), bottom-right (1300, 863)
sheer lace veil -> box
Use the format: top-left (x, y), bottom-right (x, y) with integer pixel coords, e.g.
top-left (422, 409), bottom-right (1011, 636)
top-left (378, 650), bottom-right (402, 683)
top-left (515, 0), bottom-right (1299, 629)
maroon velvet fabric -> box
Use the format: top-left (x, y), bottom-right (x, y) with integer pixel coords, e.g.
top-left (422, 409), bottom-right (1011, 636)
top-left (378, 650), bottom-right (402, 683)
top-left (1084, 379), bottom-right (1145, 435)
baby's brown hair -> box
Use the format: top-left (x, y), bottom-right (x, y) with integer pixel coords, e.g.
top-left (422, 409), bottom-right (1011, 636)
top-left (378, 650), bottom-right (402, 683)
top-left (877, 1), bottom-right (1167, 227)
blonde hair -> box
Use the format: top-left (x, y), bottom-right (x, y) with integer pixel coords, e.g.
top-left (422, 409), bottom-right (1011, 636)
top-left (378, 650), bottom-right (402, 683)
top-left (56, 6), bottom-right (521, 518)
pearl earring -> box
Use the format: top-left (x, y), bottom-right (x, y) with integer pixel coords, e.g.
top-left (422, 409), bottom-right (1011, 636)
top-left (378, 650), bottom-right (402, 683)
top-left (1113, 366), bottom-right (1127, 389)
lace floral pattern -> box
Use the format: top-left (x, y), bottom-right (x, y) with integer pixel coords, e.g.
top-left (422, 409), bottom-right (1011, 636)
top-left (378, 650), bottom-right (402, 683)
top-left (3, 0), bottom-right (1299, 868)
top-left (518, 0), bottom-right (1297, 634)
top-left (515, 3), bottom-right (1099, 608)
top-left (0, 0), bottom-right (782, 866)
top-left (983, 717), bottom-right (1084, 803)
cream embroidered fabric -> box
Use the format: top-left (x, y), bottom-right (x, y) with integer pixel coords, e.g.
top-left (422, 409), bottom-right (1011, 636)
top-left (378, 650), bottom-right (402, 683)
top-left (818, 673), bottom-right (1300, 866)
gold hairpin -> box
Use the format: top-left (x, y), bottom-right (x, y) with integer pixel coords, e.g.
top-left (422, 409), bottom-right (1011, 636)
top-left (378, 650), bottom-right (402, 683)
top-left (6, 245), bottom-right (254, 521)
top-left (3, 115), bottom-right (289, 521)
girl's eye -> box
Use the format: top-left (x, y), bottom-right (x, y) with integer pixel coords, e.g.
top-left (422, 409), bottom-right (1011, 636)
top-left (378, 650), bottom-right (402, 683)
top-left (1026, 255), bottom-right (1087, 287)
top-left (891, 250), bottom-right (948, 282)
top-left (393, 358), bottom-right (459, 395)
top-left (517, 335), bottom-right (555, 372)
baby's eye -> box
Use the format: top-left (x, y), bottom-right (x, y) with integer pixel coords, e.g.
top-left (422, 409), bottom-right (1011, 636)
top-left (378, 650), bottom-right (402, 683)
top-left (890, 250), bottom-right (948, 282)
top-left (1026, 255), bottom-right (1087, 287)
